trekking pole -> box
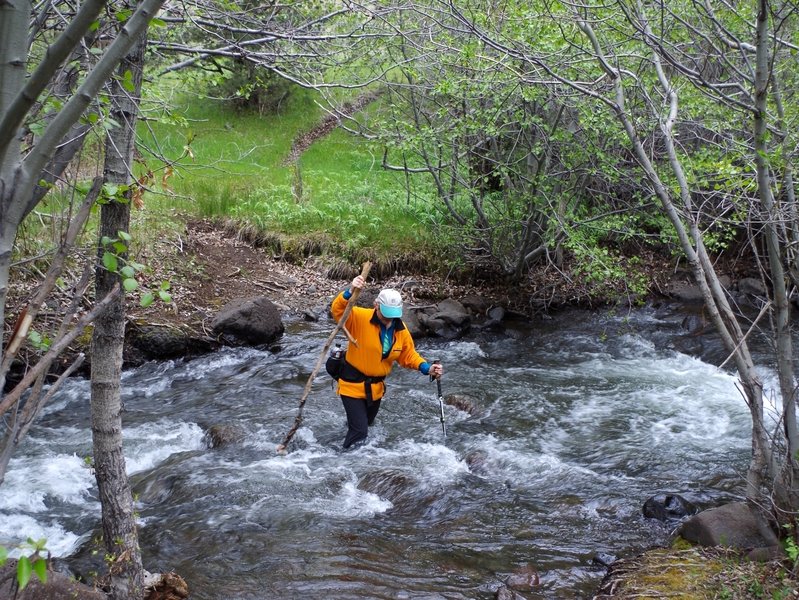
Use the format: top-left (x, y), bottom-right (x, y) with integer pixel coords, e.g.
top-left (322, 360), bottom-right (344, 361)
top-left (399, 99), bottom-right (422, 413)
top-left (431, 360), bottom-right (446, 438)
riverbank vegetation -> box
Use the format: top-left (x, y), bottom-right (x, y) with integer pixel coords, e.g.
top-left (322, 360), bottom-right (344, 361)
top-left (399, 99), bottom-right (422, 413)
top-left (2, 1), bottom-right (799, 598)
top-left (139, 82), bottom-right (442, 269)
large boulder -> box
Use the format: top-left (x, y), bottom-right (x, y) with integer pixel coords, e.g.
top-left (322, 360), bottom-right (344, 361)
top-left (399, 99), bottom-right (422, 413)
top-left (210, 296), bottom-right (284, 345)
top-left (419, 298), bottom-right (471, 338)
top-left (460, 294), bottom-right (492, 315)
top-left (677, 502), bottom-right (780, 553)
top-left (401, 309), bottom-right (425, 338)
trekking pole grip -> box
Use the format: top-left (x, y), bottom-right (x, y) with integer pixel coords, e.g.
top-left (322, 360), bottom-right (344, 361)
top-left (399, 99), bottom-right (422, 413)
top-left (430, 359), bottom-right (441, 383)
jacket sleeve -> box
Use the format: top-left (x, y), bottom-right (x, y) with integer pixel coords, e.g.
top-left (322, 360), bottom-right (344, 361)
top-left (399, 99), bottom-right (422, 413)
top-left (397, 329), bottom-right (426, 371)
top-left (331, 290), bottom-right (350, 323)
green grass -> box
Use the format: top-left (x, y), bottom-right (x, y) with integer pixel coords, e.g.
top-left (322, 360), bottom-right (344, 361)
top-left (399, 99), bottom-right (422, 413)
top-left (141, 84), bottom-right (319, 215)
top-left (138, 79), bottom-right (440, 261)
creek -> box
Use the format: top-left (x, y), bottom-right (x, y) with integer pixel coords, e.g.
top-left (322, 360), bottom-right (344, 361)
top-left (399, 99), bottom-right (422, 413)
top-left (1, 304), bottom-right (764, 598)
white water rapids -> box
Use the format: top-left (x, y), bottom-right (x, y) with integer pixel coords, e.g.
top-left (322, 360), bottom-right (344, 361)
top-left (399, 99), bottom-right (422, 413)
top-left (1, 304), bottom-right (768, 598)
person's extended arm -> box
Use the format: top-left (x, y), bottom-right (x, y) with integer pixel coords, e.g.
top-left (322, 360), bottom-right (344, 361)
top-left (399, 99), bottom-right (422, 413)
top-left (399, 332), bottom-right (444, 378)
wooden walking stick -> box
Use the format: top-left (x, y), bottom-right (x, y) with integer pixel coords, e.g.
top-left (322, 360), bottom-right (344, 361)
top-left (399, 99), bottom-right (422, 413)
top-left (276, 261), bottom-right (372, 454)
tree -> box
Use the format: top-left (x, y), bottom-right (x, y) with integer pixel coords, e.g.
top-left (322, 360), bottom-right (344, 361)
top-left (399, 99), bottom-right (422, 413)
top-left (429, 0), bottom-right (798, 522)
top-left (91, 8), bottom-right (151, 597)
top-left (1, 0), bottom-right (166, 402)
top-left (237, 0), bottom-right (664, 293)
top-left (0, 0), bottom-right (166, 591)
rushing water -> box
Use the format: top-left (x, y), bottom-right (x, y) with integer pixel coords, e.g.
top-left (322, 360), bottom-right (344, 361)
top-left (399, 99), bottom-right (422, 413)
top-left (1, 304), bottom-right (761, 598)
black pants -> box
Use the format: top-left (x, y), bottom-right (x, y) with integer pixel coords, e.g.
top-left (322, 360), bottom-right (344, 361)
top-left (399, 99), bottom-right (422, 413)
top-left (341, 395), bottom-right (382, 448)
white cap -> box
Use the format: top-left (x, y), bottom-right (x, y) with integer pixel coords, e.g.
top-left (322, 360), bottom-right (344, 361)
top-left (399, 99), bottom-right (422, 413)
top-left (376, 288), bottom-right (403, 318)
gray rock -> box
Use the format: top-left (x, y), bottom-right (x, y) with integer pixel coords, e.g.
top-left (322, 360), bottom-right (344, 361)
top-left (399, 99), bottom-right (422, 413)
top-left (668, 279), bottom-right (704, 302)
top-left (738, 277), bottom-right (766, 297)
top-left (402, 309), bottom-right (425, 338)
top-left (211, 296), bottom-right (284, 345)
top-left (126, 323), bottom-right (214, 361)
top-left (461, 294), bottom-right (491, 315)
top-left (487, 306), bottom-right (505, 321)
top-left (677, 501), bottom-right (779, 550)
top-left (432, 298), bottom-right (471, 326)
top-left (593, 552), bottom-right (617, 567)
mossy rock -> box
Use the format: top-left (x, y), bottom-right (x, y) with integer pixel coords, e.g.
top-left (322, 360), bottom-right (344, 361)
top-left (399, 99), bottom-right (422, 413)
top-left (594, 546), bottom-right (796, 599)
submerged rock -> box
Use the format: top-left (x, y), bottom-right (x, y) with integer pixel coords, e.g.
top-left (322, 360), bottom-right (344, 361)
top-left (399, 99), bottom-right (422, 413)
top-left (643, 493), bottom-right (698, 522)
top-left (444, 393), bottom-right (480, 415)
top-left (495, 584), bottom-right (526, 599)
top-left (504, 564), bottom-right (540, 591)
top-left (203, 424), bottom-right (246, 449)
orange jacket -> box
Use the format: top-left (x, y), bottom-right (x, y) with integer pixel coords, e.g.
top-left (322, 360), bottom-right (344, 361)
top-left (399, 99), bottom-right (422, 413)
top-left (331, 290), bottom-right (427, 400)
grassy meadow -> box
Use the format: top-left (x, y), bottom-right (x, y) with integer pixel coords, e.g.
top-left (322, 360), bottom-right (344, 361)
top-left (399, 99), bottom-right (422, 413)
top-left (138, 81), bottom-right (441, 266)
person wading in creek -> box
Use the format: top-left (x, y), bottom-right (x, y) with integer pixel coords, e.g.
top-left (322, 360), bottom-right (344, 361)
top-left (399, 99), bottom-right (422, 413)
top-left (331, 274), bottom-right (444, 449)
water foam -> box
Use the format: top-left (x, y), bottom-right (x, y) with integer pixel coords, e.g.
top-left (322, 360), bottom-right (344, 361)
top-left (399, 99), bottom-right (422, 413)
top-left (0, 514), bottom-right (85, 557)
top-left (309, 479), bottom-right (393, 518)
top-left (0, 453), bottom-right (96, 513)
top-left (124, 420), bottom-right (205, 474)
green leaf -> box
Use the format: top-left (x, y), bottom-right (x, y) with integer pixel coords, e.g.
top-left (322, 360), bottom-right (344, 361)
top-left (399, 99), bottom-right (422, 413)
top-left (123, 278), bottom-right (139, 292)
top-left (103, 252), bottom-right (118, 272)
top-left (129, 261), bottom-right (145, 272)
top-left (150, 17), bottom-right (166, 27)
top-left (120, 266), bottom-right (136, 278)
top-left (158, 290), bottom-right (172, 303)
top-left (103, 117), bottom-right (121, 131)
top-left (17, 556), bottom-right (32, 590)
top-left (32, 558), bottom-right (47, 584)
top-left (29, 122), bottom-right (45, 137)
top-left (121, 70), bottom-right (135, 93)
top-left (76, 180), bottom-right (93, 195)
top-left (116, 8), bottom-right (132, 22)
top-left (160, 281), bottom-right (171, 291)
top-left (0, 546), bottom-right (7, 565)
top-left (118, 231), bottom-right (132, 242)
top-left (140, 293), bottom-right (155, 308)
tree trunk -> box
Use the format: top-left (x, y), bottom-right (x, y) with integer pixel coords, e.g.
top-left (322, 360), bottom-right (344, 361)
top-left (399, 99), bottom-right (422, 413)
top-left (90, 22), bottom-right (148, 600)
top-left (0, 0), bottom-right (31, 388)
top-left (753, 0), bottom-right (799, 519)
top-left (575, 9), bottom-right (773, 501)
